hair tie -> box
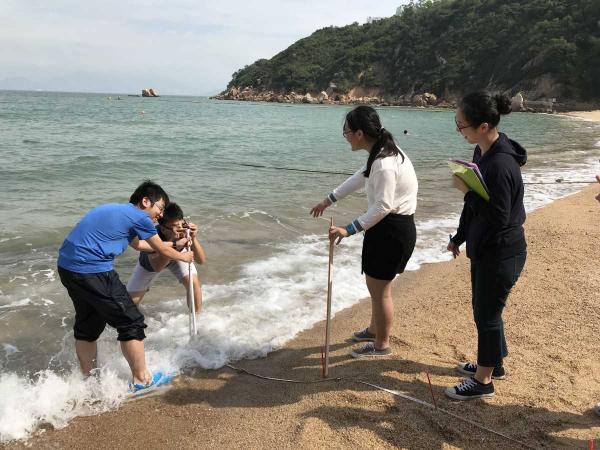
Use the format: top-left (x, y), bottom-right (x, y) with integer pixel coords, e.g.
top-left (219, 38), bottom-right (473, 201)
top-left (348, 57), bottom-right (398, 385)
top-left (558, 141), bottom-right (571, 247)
top-left (379, 127), bottom-right (386, 136)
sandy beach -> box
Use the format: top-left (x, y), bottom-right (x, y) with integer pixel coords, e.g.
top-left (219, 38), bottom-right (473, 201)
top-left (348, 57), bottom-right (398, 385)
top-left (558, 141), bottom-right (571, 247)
top-left (2, 181), bottom-right (598, 449)
top-left (562, 110), bottom-right (600, 122)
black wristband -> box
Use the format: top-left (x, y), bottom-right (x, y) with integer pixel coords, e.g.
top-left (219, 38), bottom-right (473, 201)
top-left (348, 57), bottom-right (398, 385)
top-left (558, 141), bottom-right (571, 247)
top-left (172, 240), bottom-right (177, 249)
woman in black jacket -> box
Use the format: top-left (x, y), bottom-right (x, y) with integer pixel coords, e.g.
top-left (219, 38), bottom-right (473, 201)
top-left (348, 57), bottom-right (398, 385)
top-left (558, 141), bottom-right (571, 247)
top-left (445, 91), bottom-right (527, 400)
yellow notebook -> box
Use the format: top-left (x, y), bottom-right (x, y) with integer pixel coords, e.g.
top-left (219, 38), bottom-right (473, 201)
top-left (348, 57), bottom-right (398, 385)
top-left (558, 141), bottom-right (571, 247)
top-left (448, 161), bottom-right (490, 201)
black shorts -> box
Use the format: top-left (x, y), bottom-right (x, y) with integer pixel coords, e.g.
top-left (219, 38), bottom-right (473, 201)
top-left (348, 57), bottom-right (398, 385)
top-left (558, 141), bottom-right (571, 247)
top-left (362, 214), bottom-right (417, 281)
top-left (58, 267), bottom-right (147, 342)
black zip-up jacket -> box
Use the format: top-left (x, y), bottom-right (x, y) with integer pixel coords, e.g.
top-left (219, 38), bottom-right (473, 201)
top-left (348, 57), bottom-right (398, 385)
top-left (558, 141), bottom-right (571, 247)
top-left (451, 132), bottom-right (527, 260)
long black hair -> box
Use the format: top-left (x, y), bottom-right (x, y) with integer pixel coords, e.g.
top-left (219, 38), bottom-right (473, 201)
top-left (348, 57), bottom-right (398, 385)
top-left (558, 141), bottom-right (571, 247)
top-left (458, 91), bottom-right (512, 128)
top-left (345, 106), bottom-right (403, 177)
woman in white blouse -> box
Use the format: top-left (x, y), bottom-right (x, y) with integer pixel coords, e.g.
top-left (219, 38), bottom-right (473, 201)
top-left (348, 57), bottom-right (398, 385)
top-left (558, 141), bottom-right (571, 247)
top-left (310, 106), bottom-right (418, 358)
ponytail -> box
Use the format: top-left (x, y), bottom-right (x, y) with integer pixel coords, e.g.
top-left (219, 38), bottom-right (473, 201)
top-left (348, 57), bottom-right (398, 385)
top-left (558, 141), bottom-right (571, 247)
top-left (344, 106), bottom-right (403, 178)
top-left (363, 127), bottom-right (403, 177)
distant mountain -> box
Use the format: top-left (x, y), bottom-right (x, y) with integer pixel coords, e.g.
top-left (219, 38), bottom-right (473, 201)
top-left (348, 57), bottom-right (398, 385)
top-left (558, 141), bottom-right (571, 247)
top-left (218, 0), bottom-right (600, 106)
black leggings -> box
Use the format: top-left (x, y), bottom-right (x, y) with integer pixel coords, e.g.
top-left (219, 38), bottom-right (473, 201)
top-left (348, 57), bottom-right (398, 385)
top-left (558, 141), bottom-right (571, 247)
top-left (470, 251), bottom-right (526, 367)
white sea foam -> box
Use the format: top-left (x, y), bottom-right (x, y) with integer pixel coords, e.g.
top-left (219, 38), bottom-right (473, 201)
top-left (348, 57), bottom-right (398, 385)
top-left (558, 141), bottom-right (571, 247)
top-left (595, 140), bottom-right (600, 148)
top-left (522, 156), bottom-right (599, 211)
top-left (0, 236), bottom-right (22, 244)
top-left (0, 234), bottom-right (370, 442)
top-left (0, 298), bottom-right (32, 309)
top-left (0, 369), bottom-right (128, 442)
top-left (9, 276), bottom-right (27, 283)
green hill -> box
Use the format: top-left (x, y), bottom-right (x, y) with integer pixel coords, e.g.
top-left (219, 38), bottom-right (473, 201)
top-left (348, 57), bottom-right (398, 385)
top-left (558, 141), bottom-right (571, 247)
top-left (220, 0), bottom-right (600, 105)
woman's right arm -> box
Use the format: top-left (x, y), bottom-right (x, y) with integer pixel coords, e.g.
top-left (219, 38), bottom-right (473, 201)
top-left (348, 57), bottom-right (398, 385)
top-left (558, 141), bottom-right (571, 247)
top-left (310, 166), bottom-right (365, 217)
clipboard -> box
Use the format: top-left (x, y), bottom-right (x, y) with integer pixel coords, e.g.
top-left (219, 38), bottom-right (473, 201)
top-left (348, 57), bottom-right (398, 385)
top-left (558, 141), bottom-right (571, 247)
top-left (448, 160), bottom-right (490, 201)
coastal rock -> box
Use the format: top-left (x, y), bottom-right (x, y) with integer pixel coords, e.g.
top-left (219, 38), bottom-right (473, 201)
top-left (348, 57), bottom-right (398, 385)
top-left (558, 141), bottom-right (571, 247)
top-left (302, 93), bottom-right (316, 104)
top-left (437, 99), bottom-right (454, 108)
top-left (211, 86), bottom-right (460, 110)
top-left (511, 93), bottom-right (524, 111)
top-left (423, 92), bottom-right (437, 105)
top-left (411, 95), bottom-right (425, 107)
top-left (142, 88), bottom-right (159, 97)
top-left (223, 87), bottom-right (240, 99)
top-left (326, 83), bottom-right (337, 97)
top-left (240, 89), bottom-right (254, 99)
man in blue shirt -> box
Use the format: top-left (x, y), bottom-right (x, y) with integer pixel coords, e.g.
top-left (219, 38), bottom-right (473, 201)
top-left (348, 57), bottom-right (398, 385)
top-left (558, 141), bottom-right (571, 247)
top-left (57, 181), bottom-right (193, 389)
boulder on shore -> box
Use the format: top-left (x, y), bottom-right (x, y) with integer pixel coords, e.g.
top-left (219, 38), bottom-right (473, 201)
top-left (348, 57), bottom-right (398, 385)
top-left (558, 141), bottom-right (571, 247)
top-left (411, 94), bottom-right (425, 107)
top-left (423, 92), bottom-right (437, 105)
top-left (511, 93), bottom-right (524, 111)
top-left (302, 93), bottom-right (316, 104)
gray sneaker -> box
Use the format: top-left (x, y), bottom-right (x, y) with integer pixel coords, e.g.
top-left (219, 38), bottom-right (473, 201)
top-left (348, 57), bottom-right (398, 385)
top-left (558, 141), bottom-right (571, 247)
top-left (351, 327), bottom-right (376, 342)
top-left (350, 343), bottom-right (392, 358)
top-left (594, 402), bottom-right (600, 417)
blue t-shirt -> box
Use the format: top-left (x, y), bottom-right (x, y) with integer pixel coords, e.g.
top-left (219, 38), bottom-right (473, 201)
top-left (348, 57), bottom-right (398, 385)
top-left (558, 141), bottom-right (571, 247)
top-left (58, 203), bottom-right (157, 273)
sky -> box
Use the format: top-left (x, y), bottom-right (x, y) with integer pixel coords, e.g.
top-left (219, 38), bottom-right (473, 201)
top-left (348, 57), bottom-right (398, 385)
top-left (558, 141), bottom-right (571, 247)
top-left (0, 1), bottom-right (409, 96)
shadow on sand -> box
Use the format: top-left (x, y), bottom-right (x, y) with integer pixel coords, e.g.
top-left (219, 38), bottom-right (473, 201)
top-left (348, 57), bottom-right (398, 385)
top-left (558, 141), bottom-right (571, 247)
top-left (162, 342), bottom-right (599, 449)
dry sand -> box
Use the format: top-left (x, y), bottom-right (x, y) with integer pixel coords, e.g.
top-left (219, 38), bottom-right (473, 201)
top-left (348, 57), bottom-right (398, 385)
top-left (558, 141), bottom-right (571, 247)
top-left (562, 110), bottom-right (600, 122)
top-left (3, 186), bottom-right (600, 450)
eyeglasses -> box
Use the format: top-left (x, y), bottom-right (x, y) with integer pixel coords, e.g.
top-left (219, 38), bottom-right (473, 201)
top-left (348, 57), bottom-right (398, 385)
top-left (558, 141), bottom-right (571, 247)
top-left (152, 202), bottom-right (165, 213)
top-left (455, 119), bottom-right (473, 132)
top-left (342, 129), bottom-right (354, 138)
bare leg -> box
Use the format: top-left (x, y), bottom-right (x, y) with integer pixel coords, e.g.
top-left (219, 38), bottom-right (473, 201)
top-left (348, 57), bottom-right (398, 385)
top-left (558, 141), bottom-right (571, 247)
top-left (75, 340), bottom-right (97, 375)
top-left (128, 291), bottom-right (146, 305)
top-left (475, 365), bottom-right (494, 384)
top-left (181, 275), bottom-right (202, 314)
top-left (120, 339), bottom-right (150, 384)
top-left (365, 275), bottom-right (394, 350)
top-left (368, 298), bottom-right (376, 335)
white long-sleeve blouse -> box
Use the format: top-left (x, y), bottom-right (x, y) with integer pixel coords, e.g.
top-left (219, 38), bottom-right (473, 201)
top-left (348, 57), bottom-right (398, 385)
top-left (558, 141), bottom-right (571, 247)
top-left (327, 148), bottom-right (418, 232)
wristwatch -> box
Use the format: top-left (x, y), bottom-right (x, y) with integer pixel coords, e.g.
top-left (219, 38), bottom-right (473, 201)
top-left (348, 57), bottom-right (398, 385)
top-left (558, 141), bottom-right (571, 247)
top-left (172, 240), bottom-right (177, 249)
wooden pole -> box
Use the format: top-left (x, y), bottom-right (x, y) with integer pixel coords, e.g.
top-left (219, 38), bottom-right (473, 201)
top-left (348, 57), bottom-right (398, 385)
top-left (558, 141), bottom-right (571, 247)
top-left (187, 229), bottom-right (197, 336)
top-left (324, 217), bottom-right (334, 378)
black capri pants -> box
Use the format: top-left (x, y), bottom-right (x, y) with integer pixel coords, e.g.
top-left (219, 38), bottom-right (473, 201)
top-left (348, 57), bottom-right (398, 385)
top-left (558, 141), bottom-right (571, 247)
top-left (58, 267), bottom-right (147, 342)
top-left (470, 251), bottom-right (526, 367)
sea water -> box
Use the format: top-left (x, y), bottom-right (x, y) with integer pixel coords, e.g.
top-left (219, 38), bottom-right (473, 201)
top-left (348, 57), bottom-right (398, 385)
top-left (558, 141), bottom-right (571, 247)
top-left (0, 90), bottom-right (598, 441)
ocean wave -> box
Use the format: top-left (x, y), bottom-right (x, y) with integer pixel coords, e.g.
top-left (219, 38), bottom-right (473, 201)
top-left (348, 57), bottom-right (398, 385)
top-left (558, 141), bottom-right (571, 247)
top-left (0, 299), bottom-right (32, 309)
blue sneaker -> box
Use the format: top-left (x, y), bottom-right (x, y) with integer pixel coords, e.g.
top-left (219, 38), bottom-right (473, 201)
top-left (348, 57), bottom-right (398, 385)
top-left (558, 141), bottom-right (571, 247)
top-left (129, 371), bottom-right (174, 393)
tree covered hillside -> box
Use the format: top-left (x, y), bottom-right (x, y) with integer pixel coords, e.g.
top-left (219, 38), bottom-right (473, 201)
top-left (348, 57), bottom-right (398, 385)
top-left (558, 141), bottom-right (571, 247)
top-left (225, 0), bottom-right (600, 101)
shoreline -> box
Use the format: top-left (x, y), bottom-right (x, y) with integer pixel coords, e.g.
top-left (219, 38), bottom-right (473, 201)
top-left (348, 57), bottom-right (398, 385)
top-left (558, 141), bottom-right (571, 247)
top-left (561, 110), bottom-right (600, 121)
top-left (211, 88), bottom-right (600, 114)
top-left (3, 184), bottom-right (599, 449)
